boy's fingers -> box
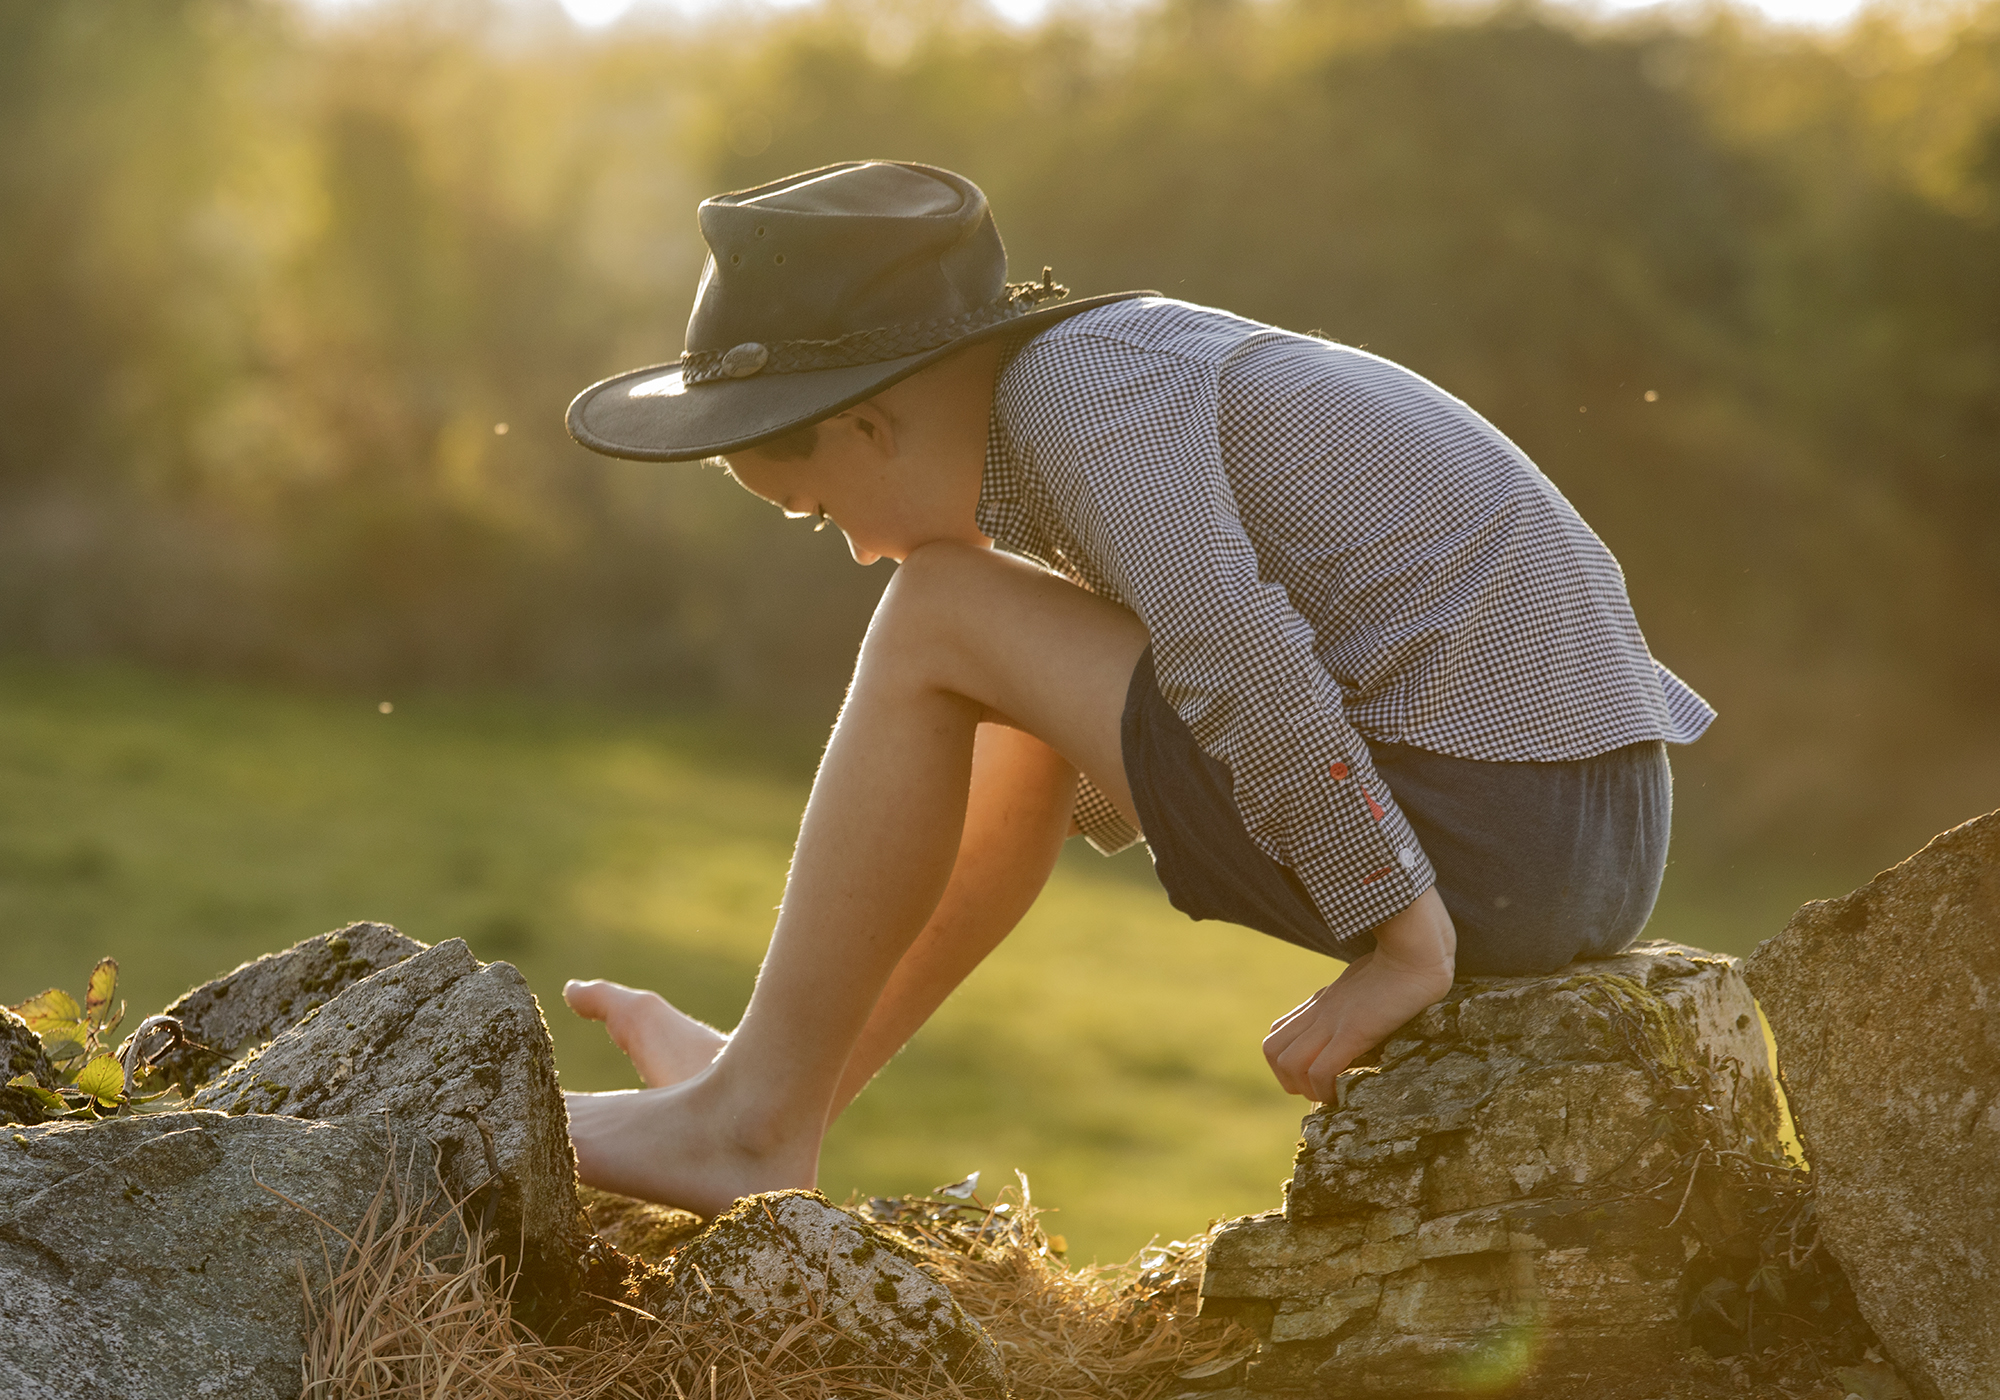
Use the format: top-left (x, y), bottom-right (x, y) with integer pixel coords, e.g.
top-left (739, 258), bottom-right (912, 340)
top-left (1263, 1030), bottom-right (1308, 1095)
top-left (1268, 983), bottom-right (1332, 1033)
top-left (1306, 1039), bottom-right (1355, 1103)
top-left (1271, 1022), bottom-right (1335, 1098)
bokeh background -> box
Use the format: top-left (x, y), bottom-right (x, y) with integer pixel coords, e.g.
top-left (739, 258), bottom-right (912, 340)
top-left (3, 0), bottom-right (1996, 1261)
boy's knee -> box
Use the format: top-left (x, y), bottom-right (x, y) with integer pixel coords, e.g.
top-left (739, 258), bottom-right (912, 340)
top-left (862, 541), bottom-right (990, 674)
top-left (890, 539), bottom-right (991, 597)
top-left (873, 541), bottom-right (996, 639)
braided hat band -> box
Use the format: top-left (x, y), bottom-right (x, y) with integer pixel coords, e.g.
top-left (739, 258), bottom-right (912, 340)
top-left (680, 269), bottom-right (1071, 387)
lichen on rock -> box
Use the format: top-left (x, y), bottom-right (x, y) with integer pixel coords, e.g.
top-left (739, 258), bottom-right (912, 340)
top-left (152, 921), bottom-right (426, 1091)
top-left (581, 1184), bottom-right (706, 1265)
top-left (642, 1189), bottom-right (1009, 1398)
top-left (187, 937), bottom-right (590, 1326)
top-left (0, 1111), bottom-right (399, 1400)
top-left (1200, 940), bottom-right (1789, 1397)
top-left (1746, 809), bottom-right (2000, 1400)
top-left (1, 1007), bottom-right (57, 1126)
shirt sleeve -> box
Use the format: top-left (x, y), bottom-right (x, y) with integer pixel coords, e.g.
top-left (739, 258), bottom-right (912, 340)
top-left (1072, 776), bottom-right (1143, 855)
top-left (1010, 332), bottom-right (1435, 944)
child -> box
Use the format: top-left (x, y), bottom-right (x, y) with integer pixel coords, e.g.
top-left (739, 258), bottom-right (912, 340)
top-left (560, 160), bottom-right (1711, 1216)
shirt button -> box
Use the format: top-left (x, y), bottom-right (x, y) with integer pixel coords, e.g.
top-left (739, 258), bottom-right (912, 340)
top-left (1328, 762), bottom-right (1349, 780)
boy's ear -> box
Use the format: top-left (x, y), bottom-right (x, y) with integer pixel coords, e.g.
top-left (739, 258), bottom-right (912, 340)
top-left (844, 398), bottom-right (897, 456)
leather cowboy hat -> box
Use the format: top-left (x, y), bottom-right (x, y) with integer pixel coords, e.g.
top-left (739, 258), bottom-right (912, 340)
top-left (565, 160), bottom-right (1151, 462)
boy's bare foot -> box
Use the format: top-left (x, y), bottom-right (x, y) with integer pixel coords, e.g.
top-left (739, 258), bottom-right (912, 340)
top-left (565, 1073), bottom-right (820, 1216)
top-left (564, 979), bottom-right (728, 1088)
top-left (1262, 887), bottom-right (1457, 1101)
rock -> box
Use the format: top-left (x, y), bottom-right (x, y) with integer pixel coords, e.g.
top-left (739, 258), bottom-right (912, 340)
top-left (189, 938), bottom-right (588, 1323)
top-left (581, 1185), bottom-right (706, 1265)
top-left (643, 1190), bottom-right (1007, 1397)
top-left (0, 1110), bottom-right (396, 1400)
top-left (153, 922), bottom-right (427, 1090)
top-left (1199, 941), bottom-right (1786, 1397)
top-left (1, 1008), bottom-right (57, 1125)
top-left (1745, 811), bottom-right (2000, 1400)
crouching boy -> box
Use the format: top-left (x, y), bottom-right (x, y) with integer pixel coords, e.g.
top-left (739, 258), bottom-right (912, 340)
top-left (558, 160), bottom-right (1712, 1216)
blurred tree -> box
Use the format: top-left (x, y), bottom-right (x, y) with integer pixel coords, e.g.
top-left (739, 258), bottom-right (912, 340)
top-left (0, 0), bottom-right (1994, 877)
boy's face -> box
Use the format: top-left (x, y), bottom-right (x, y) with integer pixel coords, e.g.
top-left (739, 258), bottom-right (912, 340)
top-left (721, 344), bottom-right (999, 566)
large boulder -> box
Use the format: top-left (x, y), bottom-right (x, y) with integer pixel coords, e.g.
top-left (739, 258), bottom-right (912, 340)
top-left (0, 1111), bottom-right (395, 1400)
top-left (642, 1190), bottom-right (1008, 1397)
top-left (153, 922), bottom-right (426, 1090)
top-left (1745, 811), bottom-right (2000, 1400)
top-left (1200, 941), bottom-right (1787, 1397)
top-left (189, 938), bottom-right (589, 1322)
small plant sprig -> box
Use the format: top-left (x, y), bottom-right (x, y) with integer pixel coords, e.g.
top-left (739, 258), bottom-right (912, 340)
top-left (7, 958), bottom-right (196, 1119)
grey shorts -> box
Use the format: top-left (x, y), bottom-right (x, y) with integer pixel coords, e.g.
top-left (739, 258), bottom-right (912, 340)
top-left (1120, 647), bottom-right (1672, 976)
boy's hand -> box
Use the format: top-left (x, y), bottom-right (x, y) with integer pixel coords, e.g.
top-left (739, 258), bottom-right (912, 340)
top-left (1262, 887), bottom-right (1456, 1102)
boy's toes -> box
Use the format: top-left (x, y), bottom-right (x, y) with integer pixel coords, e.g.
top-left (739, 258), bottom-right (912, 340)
top-left (563, 978), bottom-right (619, 1022)
top-left (564, 978), bottom-right (726, 1089)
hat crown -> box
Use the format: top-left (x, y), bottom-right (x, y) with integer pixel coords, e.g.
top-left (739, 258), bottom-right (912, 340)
top-left (686, 161), bottom-right (1009, 354)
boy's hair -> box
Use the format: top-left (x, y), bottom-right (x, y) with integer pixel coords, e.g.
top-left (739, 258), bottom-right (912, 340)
top-left (754, 419), bottom-right (820, 461)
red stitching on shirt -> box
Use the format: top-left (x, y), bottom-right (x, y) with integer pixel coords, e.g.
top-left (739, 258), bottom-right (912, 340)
top-left (1363, 866), bottom-right (1393, 883)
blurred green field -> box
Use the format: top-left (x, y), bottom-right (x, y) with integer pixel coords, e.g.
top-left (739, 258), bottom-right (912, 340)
top-left (0, 659), bottom-right (1814, 1261)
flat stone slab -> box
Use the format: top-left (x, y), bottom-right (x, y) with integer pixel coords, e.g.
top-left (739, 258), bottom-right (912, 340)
top-left (1201, 940), bottom-right (1785, 1396)
top-left (0, 1111), bottom-right (394, 1400)
top-left (189, 938), bottom-right (588, 1322)
top-left (1746, 810), bottom-right (2000, 1400)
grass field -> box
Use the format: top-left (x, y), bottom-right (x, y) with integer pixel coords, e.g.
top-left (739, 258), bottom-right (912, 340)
top-left (0, 659), bottom-right (1810, 1261)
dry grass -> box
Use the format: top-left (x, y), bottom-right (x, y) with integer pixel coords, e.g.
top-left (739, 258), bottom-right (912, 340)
top-left (858, 1175), bottom-right (1247, 1400)
top-left (290, 1165), bottom-right (1249, 1400)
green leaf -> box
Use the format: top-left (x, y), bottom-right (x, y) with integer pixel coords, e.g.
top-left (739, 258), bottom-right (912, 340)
top-left (9, 988), bottom-right (81, 1037)
top-left (71, 1055), bottom-right (124, 1105)
top-left (1748, 1262), bottom-right (1788, 1305)
top-left (1833, 1363), bottom-right (1913, 1400)
top-left (84, 952), bottom-right (117, 1016)
top-left (41, 1032), bottom-right (88, 1068)
top-left (6, 1073), bottom-right (67, 1113)
top-left (84, 959), bottom-right (118, 1027)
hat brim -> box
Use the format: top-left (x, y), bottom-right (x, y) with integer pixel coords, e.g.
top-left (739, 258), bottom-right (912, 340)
top-left (566, 291), bottom-right (1153, 463)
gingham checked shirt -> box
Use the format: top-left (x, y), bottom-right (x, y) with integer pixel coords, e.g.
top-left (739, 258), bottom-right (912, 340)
top-left (978, 297), bottom-right (1714, 945)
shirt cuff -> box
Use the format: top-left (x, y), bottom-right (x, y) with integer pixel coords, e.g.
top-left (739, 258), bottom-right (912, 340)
top-left (1073, 776), bottom-right (1143, 855)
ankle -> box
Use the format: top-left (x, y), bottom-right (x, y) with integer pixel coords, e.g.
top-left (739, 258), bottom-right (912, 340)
top-left (695, 1067), bottom-right (824, 1164)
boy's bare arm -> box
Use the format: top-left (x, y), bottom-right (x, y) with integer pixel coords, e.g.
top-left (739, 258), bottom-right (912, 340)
top-left (1262, 888), bottom-right (1456, 1102)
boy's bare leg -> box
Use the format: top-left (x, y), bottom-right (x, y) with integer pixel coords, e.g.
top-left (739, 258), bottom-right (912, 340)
top-left (563, 723), bottom-right (1076, 1104)
top-left (564, 543), bottom-right (1144, 1214)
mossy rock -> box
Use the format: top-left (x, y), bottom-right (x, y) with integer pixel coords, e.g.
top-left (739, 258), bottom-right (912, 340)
top-left (0, 1009), bottom-right (57, 1126)
top-left (643, 1189), bottom-right (1007, 1397)
top-left (152, 922), bottom-right (426, 1091)
top-left (580, 1185), bottom-right (706, 1264)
